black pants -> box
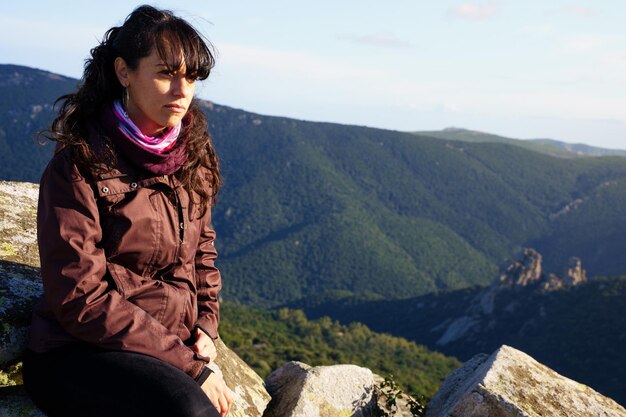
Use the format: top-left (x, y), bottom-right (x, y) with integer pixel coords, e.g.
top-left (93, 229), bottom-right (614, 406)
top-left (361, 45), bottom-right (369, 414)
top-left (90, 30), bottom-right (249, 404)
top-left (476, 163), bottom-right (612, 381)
top-left (23, 344), bottom-right (220, 417)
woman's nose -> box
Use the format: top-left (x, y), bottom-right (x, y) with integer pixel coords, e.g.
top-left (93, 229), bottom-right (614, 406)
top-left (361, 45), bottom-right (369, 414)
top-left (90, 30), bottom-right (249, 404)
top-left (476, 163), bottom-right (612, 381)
top-left (172, 76), bottom-right (194, 98)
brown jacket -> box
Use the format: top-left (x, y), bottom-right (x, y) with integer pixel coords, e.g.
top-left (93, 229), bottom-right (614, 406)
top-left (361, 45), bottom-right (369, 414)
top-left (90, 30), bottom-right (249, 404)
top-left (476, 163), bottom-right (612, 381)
top-left (28, 137), bottom-right (221, 380)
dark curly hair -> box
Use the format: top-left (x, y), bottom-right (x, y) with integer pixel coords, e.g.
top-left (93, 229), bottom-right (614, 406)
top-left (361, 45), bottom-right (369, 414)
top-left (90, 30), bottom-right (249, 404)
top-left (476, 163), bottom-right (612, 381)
top-left (41, 5), bottom-right (221, 215)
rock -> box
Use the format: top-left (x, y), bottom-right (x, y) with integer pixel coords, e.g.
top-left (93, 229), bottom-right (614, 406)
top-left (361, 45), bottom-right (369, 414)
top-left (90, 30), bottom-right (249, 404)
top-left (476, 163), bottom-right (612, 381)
top-left (0, 387), bottom-right (46, 417)
top-left (0, 180), bottom-right (44, 376)
top-left (213, 338), bottom-right (271, 417)
top-left (564, 256), bottom-right (587, 286)
top-left (435, 316), bottom-right (478, 346)
top-left (543, 257), bottom-right (587, 291)
top-left (0, 181), bottom-right (40, 268)
top-left (264, 361), bottom-right (377, 417)
top-left (0, 262), bottom-right (43, 370)
top-left (543, 272), bottom-right (567, 291)
top-left (499, 248), bottom-right (543, 287)
top-left (425, 345), bottom-right (626, 417)
top-left (498, 248), bottom-right (588, 292)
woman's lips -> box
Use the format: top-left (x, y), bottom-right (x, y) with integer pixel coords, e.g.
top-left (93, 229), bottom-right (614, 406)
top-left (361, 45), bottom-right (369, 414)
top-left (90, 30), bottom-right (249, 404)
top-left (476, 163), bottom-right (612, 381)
top-left (165, 104), bottom-right (185, 113)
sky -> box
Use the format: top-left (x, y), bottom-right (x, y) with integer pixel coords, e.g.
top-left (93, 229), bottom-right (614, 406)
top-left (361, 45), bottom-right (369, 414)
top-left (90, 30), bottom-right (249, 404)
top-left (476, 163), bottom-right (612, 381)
top-left (1, 1), bottom-right (625, 149)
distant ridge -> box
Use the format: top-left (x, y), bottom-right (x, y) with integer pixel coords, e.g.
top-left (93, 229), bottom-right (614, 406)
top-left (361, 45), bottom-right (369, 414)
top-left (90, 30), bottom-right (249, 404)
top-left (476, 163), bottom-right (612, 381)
top-left (4, 63), bottom-right (626, 307)
top-left (413, 127), bottom-right (626, 158)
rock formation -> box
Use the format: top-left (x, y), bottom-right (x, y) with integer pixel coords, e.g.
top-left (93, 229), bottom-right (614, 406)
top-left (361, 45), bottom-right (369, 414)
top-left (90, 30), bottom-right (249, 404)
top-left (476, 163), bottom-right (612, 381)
top-left (434, 248), bottom-right (589, 348)
top-left (499, 248), bottom-right (543, 287)
top-left (0, 181), bottom-right (40, 268)
top-left (425, 345), bottom-right (626, 417)
top-left (264, 362), bottom-right (376, 417)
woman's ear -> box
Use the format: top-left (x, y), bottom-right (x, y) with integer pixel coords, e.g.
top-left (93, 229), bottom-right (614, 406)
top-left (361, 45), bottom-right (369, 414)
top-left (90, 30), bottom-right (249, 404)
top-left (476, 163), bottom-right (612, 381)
top-left (114, 57), bottom-right (130, 87)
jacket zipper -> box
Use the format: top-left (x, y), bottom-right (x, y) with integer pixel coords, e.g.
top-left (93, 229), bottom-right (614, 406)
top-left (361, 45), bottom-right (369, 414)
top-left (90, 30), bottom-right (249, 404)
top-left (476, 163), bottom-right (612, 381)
top-left (167, 175), bottom-right (192, 336)
top-left (167, 175), bottom-right (185, 262)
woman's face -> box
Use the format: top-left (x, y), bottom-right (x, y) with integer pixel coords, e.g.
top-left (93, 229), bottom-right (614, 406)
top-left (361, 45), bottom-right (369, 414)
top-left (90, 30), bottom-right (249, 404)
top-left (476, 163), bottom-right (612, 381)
top-left (116, 49), bottom-right (196, 136)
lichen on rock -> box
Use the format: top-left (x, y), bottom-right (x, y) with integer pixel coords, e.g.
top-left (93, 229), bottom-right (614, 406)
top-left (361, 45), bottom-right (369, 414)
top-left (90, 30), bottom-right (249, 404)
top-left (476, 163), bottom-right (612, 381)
top-left (425, 345), bottom-right (626, 417)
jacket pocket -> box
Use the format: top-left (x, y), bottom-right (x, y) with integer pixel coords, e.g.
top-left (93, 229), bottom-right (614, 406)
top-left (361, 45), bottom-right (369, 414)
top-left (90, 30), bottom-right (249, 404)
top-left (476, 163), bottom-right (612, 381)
top-left (127, 280), bottom-right (169, 324)
top-left (96, 176), bottom-right (167, 278)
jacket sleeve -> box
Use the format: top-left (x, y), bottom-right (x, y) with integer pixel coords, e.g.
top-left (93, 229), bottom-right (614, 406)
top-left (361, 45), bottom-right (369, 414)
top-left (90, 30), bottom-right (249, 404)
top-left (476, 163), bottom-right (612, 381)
top-left (193, 200), bottom-right (222, 340)
top-left (37, 152), bottom-right (206, 379)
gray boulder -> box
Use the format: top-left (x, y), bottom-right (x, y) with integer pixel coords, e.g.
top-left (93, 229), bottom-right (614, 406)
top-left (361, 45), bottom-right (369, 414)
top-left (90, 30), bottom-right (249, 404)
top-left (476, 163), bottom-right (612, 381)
top-left (0, 181), bottom-right (40, 268)
top-left (213, 338), bottom-right (272, 417)
top-left (0, 388), bottom-right (47, 417)
top-left (0, 262), bottom-right (42, 374)
top-left (0, 181), bottom-right (43, 381)
top-left (425, 345), bottom-right (626, 417)
top-left (264, 361), bottom-right (377, 417)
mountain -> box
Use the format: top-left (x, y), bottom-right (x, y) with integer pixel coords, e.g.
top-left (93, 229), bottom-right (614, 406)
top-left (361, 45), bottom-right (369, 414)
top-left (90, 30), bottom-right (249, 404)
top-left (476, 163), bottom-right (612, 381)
top-left (0, 64), bottom-right (78, 182)
top-left (414, 127), bottom-right (626, 158)
top-left (3, 64), bottom-right (626, 307)
top-left (295, 249), bottom-right (626, 405)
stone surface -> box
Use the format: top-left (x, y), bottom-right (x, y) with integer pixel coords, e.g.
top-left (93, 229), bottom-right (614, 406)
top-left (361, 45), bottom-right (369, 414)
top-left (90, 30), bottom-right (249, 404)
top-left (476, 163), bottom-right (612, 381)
top-left (0, 387), bottom-right (47, 417)
top-left (564, 257), bottom-right (587, 286)
top-left (425, 345), bottom-right (626, 417)
top-left (264, 361), bottom-right (377, 417)
top-left (499, 248), bottom-right (543, 287)
top-left (0, 262), bottom-right (43, 370)
top-left (0, 180), bottom-right (43, 376)
top-left (0, 181), bottom-right (40, 268)
top-left (213, 338), bottom-right (271, 417)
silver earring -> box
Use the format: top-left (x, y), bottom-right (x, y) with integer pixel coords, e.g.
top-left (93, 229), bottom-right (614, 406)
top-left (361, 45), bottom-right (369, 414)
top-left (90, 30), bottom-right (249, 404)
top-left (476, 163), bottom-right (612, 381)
top-left (123, 86), bottom-right (129, 111)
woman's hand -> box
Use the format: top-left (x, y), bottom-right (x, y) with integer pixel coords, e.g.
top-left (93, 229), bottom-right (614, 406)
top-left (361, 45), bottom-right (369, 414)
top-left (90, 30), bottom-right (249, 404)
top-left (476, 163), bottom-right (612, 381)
top-left (200, 371), bottom-right (232, 416)
top-left (192, 328), bottom-right (217, 362)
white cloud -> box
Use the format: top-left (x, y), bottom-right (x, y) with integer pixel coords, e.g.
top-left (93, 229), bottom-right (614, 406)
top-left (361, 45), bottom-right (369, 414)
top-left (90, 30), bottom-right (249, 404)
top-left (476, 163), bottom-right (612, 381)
top-left (447, 1), bottom-right (499, 21)
top-left (560, 35), bottom-right (608, 53)
top-left (557, 34), bottom-right (626, 57)
top-left (518, 24), bottom-right (553, 36)
top-left (337, 32), bottom-right (412, 48)
top-left (217, 42), bottom-right (386, 82)
top-left (560, 4), bottom-right (598, 17)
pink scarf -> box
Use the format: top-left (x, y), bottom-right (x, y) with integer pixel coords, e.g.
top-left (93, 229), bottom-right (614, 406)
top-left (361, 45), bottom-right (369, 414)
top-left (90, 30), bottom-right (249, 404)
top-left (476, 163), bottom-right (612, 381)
top-left (112, 100), bottom-right (181, 153)
top-left (98, 102), bottom-right (188, 176)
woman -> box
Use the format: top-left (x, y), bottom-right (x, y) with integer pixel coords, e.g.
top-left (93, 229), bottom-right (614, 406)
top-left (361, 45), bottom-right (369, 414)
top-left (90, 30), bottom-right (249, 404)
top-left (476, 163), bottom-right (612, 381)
top-left (23, 5), bottom-right (232, 417)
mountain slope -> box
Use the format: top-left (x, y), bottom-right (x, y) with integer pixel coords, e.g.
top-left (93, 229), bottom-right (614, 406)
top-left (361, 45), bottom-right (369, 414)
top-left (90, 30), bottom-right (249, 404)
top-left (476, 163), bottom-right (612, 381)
top-left (0, 64), bottom-right (77, 182)
top-left (3, 64), bottom-right (626, 308)
top-left (295, 252), bottom-right (626, 405)
top-left (205, 104), bottom-right (626, 304)
top-left (414, 127), bottom-right (626, 158)
top-left (219, 303), bottom-right (460, 399)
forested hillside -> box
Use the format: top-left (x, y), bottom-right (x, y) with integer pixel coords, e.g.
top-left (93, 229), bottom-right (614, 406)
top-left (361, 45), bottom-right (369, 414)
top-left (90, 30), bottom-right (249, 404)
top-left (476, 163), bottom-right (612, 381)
top-left (0, 65), bottom-right (77, 182)
top-left (414, 127), bottom-right (626, 158)
top-left (205, 101), bottom-right (626, 304)
top-left (219, 303), bottom-right (460, 399)
top-left (3, 64), bottom-right (626, 307)
top-left (295, 272), bottom-right (626, 404)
